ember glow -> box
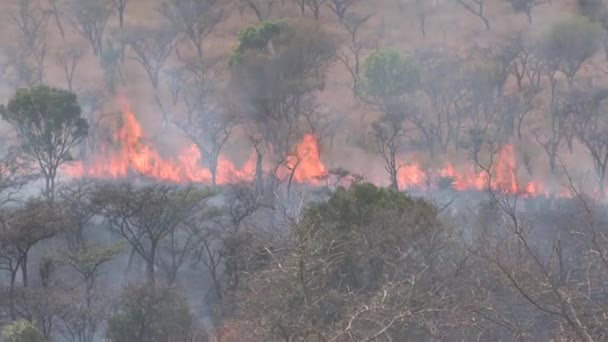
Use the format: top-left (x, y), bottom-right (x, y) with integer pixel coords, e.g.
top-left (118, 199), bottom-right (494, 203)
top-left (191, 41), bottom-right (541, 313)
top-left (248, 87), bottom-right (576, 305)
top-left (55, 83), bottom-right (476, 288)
top-left (64, 98), bottom-right (570, 197)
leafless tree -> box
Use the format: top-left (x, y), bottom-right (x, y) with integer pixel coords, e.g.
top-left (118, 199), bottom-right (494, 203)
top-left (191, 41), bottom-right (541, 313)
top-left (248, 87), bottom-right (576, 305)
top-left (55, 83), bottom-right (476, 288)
top-left (307, 0), bottom-right (328, 20)
top-left (67, 0), bottom-right (113, 57)
top-left (292, 0), bottom-right (307, 15)
top-left (55, 45), bottom-right (85, 91)
top-left (241, 0), bottom-right (278, 21)
top-left (372, 113), bottom-right (405, 190)
top-left (46, 0), bottom-right (66, 38)
top-left (337, 13), bottom-right (372, 98)
top-left (123, 25), bottom-right (178, 125)
top-left (455, 0), bottom-right (490, 30)
top-left (8, 0), bottom-right (50, 84)
top-left (327, 0), bottom-right (357, 20)
top-left (160, 0), bottom-right (224, 58)
top-left (506, 0), bottom-right (548, 23)
top-left (110, 0), bottom-right (129, 28)
top-left (569, 87), bottom-right (608, 194)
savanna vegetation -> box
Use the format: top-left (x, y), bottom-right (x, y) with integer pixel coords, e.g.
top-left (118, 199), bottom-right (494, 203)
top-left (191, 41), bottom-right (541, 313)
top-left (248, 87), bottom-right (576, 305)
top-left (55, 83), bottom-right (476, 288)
top-left (2, 0), bottom-right (608, 341)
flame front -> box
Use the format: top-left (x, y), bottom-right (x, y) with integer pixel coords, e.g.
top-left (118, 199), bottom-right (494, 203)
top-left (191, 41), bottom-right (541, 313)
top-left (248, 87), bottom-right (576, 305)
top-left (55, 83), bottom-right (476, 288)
top-left (63, 98), bottom-right (576, 197)
top-left (397, 145), bottom-right (547, 196)
top-left (64, 99), bottom-right (325, 185)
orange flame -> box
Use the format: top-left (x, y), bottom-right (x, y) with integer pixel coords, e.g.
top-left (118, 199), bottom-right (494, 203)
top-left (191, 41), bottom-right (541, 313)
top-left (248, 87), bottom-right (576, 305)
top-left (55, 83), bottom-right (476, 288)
top-left (62, 97), bottom-right (581, 197)
top-left (64, 98), bottom-right (326, 185)
top-left (397, 145), bottom-right (547, 196)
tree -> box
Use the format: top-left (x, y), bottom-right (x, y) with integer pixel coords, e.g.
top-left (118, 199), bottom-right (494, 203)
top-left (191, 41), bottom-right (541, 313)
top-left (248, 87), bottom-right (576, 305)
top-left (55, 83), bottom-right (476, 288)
top-left (229, 183), bottom-right (460, 340)
top-left (359, 49), bottom-right (419, 104)
top-left (2, 320), bottom-right (47, 342)
top-left (538, 14), bottom-right (602, 84)
top-left (337, 13), bottom-right (372, 98)
top-left (505, 0), bottom-right (548, 23)
top-left (56, 179), bottom-right (99, 249)
top-left (110, 0), bottom-right (129, 29)
top-left (106, 283), bottom-right (193, 342)
top-left (54, 45), bottom-right (85, 91)
top-left (327, 0), bottom-right (358, 20)
top-left (95, 183), bottom-right (214, 284)
top-left (359, 49), bottom-right (419, 187)
top-left (569, 87), bottom-right (608, 194)
top-left (173, 61), bottom-right (237, 187)
top-left (123, 26), bottom-right (178, 125)
top-left (0, 198), bottom-right (64, 318)
top-left (231, 19), bottom-right (336, 190)
top-left (160, 0), bottom-right (224, 58)
top-left (240, 0), bottom-right (278, 22)
top-left (371, 114), bottom-right (406, 190)
top-left (456, 0), bottom-right (490, 30)
top-left (8, 0), bottom-right (50, 85)
top-left (307, 0), bottom-right (328, 20)
top-left (46, 0), bottom-right (65, 38)
top-left (55, 243), bottom-right (121, 342)
top-left (67, 0), bottom-right (113, 57)
top-left (0, 85), bottom-right (89, 199)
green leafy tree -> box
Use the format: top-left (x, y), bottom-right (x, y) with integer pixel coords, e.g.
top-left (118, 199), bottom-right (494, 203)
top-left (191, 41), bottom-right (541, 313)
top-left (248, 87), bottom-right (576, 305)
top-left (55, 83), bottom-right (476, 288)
top-left (538, 14), bottom-right (603, 83)
top-left (360, 49), bottom-right (419, 102)
top-left (0, 85), bottom-right (88, 199)
top-left (2, 320), bottom-right (47, 342)
top-left (106, 283), bottom-right (193, 342)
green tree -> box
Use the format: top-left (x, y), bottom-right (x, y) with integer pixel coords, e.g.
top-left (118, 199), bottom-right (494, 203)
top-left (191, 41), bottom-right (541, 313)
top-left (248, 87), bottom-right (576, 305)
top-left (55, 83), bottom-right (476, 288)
top-left (106, 283), bottom-right (193, 342)
top-left (360, 49), bottom-right (419, 102)
top-left (538, 14), bottom-right (603, 84)
top-left (2, 320), bottom-right (47, 342)
top-left (0, 85), bottom-right (88, 199)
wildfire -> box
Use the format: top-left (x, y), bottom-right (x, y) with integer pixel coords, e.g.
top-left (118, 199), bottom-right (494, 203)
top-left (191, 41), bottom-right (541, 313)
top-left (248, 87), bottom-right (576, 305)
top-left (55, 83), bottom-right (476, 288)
top-left (63, 97), bottom-right (572, 198)
top-left (64, 98), bottom-right (324, 185)
top-left (397, 145), bottom-right (547, 196)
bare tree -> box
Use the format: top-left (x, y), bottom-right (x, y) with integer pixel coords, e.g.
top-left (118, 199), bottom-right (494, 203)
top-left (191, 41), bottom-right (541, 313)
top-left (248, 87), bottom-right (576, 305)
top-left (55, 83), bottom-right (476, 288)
top-left (240, 0), bottom-right (278, 22)
top-left (337, 13), bottom-right (372, 98)
top-left (67, 0), bottom-right (113, 57)
top-left (307, 0), bottom-right (328, 20)
top-left (46, 0), bottom-right (65, 38)
top-left (175, 63), bottom-right (239, 187)
top-left (372, 114), bottom-right (406, 190)
top-left (161, 0), bottom-right (224, 59)
top-left (505, 0), bottom-right (548, 23)
top-left (327, 0), bottom-right (357, 20)
top-left (8, 0), bottom-right (50, 84)
top-left (55, 45), bottom-right (85, 91)
top-left (455, 0), bottom-right (490, 30)
top-left (570, 87), bottom-right (608, 194)
top-left (110, 0), bottom-right (129, 29)
top-left (123, 25), bottom-right (177, 125)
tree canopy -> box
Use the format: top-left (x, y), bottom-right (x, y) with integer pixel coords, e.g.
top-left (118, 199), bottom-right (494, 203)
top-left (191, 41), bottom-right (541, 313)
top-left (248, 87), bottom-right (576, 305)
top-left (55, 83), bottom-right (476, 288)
top-left (0, 85), bottom-right (88, 198)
